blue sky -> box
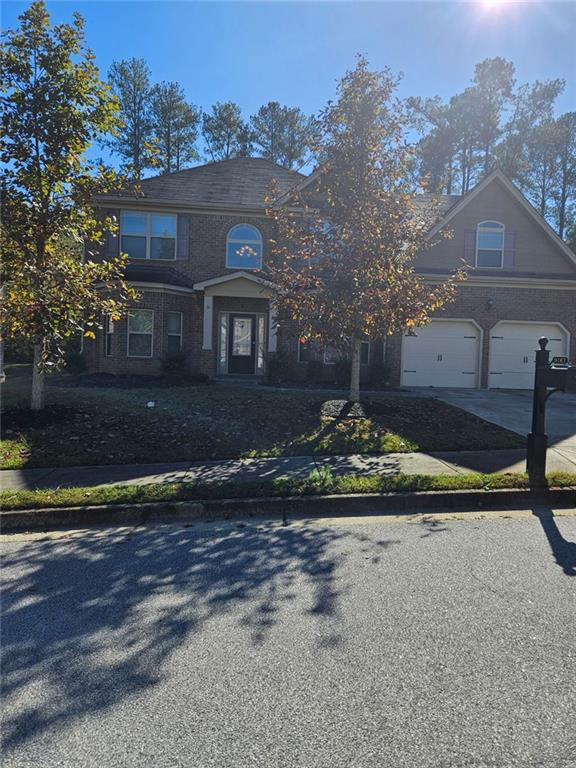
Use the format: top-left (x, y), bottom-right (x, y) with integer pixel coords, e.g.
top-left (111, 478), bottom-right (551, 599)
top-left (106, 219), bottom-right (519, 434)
top-left (3, 1), bottom-right (575, 162)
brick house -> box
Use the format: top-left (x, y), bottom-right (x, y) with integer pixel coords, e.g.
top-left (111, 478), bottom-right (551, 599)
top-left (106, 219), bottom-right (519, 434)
top-left (84, 157), bottom-right (576, 389)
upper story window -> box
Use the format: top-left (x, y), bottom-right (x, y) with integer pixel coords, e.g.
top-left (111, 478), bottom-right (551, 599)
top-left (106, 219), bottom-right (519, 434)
top-left (226, 224), bottom-right (263, 270)
top-left (476, 221), bottom-right (504, 268)
top-left (121, 211), bottom-right (177, 260)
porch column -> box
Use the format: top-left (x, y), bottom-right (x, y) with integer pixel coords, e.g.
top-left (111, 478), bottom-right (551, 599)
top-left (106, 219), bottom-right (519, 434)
top-left (202, 294), bottom-right (213, 350)
top-left (268, 302), bottom-right (278, 353)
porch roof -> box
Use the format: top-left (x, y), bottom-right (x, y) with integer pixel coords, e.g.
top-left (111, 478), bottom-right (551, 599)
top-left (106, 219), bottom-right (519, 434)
top-left (193, 271), bottom-right (276, 297)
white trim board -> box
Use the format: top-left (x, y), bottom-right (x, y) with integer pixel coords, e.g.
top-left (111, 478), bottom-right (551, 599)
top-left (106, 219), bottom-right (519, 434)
top-left (193, 271), bottom-right (276, 292)
top-left (419, 274), bottom-right (576, 290)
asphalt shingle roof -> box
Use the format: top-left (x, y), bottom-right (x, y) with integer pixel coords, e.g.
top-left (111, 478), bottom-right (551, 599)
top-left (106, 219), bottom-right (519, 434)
top-left (413, 193), bottom-right (462, 217)
top-left (109, 157), bottom-right (305, 210)
top-left (125, 265), bottom-right (195, 289)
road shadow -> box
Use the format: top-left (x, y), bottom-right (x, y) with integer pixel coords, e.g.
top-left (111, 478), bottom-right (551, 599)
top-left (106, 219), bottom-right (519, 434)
top-left (532, 507), bottom-right (576, 576)
top-left (1, 521), bottom-right (398, 752)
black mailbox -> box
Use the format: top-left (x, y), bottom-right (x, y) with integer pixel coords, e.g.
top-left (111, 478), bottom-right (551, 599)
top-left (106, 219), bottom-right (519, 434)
top-left (526, 337), bottom-right (576, 483)
top-left (540, 363), bottom-right (576, 391)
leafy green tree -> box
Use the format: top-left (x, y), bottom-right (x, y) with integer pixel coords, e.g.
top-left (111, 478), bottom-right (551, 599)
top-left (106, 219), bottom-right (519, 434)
top-left (552, 112), bottom-right (576, 239)
top-left (472, 57), bottom-right (515, 175)
top-left (267, 57), bottom-right (464, 402)
top-left (251, 101), bottom-right (314, 169)
top-left (151, 81), bottom-right (200, 173)
top-left (0, 0), bottom-right (137, 410)
top-left (202, 101), bottom-right (252, 161)
top-left (497, 78), bottom-right (564, 183)
top-left (407, 96), bottom-right (458, 194)
top-left (107, 57), bottom-right (154, 178)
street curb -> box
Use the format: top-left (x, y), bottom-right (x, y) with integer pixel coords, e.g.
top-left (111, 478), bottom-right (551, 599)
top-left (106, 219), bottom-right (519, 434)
top-left (1, 486), bottom-right (575, 531)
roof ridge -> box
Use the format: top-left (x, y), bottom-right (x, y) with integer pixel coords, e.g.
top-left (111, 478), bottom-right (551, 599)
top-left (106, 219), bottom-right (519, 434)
top-left (140, 156), bottom-right (305, 184)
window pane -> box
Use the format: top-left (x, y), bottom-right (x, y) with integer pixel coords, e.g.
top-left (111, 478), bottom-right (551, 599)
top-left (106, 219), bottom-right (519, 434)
top-left (480, 221), bottom-right (503, 229)
top-left (478, 231), bottom-right (503, 250)
top-left (299, 341), bottom-right (310, 362)
top-left (128, 334), bottom-right (152, 357)
top-left (128, 310), bottom-right (153, 334)
top-left (227, 241), bottom-right (262, 269)
top-left (232, 318), bottom-right (252, 356)
top-left (121, 211), bottom-right (147, 235)
top-left (151, 214), bottom-right (177, 237)
top-left (121, 235), bottom-right (147, 259)
top-left (477, 249), bottom-right (502, 267)
top-left (229, 224), bottom-right (261, 242)
top-left (361, 342), bottom-right (370, 366)
top-left (151, 237), bottom-right (175, 260)
top-left (324, 346), bottom-right (339, 363)
top-left (219, 314), bottom-right (228, 374)
top-left (166, 312), bottom-right (182, 335)
top-left (167, 335), bottom-right (181, 355)
top-left (257, 315), bottom-right (265, 372)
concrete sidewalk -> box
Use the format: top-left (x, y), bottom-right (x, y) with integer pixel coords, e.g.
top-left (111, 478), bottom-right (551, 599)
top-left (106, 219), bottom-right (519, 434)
top-left (2, 447), bottom-right (576, 492)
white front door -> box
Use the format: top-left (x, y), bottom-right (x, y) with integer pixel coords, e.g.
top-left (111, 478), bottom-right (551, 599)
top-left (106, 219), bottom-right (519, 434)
top-left (488, 321), bottom-right (568, 389)
top-left (401, 320), bottom-right (481, 388)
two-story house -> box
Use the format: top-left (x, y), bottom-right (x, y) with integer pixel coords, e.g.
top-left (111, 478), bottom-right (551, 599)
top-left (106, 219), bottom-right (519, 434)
top-left (84, 157), bottom-right (576, 389)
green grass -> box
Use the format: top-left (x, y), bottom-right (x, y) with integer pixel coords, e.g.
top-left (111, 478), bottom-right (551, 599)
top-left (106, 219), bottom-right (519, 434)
top-left (2, 472), bottom-right (574, 511)
top-left (1, 374), bottom-right (524, 469)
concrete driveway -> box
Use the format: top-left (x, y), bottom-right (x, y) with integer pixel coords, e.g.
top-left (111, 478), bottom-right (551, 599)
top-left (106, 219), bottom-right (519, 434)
top-left (432, 388), bottom-right (576, 465)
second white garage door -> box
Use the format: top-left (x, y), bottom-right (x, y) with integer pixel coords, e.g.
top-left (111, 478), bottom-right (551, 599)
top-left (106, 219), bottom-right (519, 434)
top-left (488, 321), bottom-right (569, 389)
top-left (401, 320), bottom-right (481, 388)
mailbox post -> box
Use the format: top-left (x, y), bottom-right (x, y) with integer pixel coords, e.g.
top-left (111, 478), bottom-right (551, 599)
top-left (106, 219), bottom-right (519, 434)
top-left (526, 337), bottom-right (576, 484)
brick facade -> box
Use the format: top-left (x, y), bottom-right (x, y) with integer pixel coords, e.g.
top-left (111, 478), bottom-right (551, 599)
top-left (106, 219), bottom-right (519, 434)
top-left (86, 160), bottom-right (576, 388)
top-left (385, 285), bottom-right (576, 388)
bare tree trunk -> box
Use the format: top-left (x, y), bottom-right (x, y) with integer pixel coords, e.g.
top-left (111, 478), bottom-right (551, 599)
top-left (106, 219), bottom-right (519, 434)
top-left (31, 342), bottom-right (46, 411)
top-left (349, 338), bottom-right (361, 403)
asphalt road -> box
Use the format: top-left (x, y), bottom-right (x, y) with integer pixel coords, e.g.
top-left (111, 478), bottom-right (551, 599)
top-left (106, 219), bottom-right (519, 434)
top-left (2, 509), bottom-right (575, 768)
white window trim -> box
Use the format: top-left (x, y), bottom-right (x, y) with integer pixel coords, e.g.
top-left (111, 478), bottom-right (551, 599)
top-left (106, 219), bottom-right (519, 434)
top-left (127, 309), bottom-right (154, 358)
top-left (121, 211), bottom-right (177, 261)
top-left (104, 315), bottom-right (114, 358)
top-left (475, 221), bottom-right (505, 269)
top-left (166, 311), bottom-right (183, 353)
top-left (226, 224), bottom-right (263, 270)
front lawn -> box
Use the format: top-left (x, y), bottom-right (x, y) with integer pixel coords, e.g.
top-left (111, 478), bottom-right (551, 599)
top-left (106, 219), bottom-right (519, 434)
top-left (0, 376), bottom-right (524, 469)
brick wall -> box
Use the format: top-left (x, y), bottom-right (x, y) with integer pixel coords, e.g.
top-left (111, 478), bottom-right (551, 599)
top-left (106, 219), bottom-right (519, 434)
top-left (97, 207), bottom-right (276, 284)
top-left (84, 289), bottom-right (203, 376)
top-left (385, 285), bottom-right (576, 388)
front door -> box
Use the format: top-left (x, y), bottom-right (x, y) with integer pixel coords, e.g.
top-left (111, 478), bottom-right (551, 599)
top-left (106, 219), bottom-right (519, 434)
top-left (228, 315), bottom-right (256, 374)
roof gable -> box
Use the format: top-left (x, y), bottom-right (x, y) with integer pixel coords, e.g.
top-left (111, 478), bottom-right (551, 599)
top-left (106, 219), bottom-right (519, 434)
top-left (427, 169), bottom-right (576, 268)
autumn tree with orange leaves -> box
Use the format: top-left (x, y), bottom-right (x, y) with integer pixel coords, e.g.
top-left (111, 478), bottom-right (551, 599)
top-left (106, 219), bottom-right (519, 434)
top-left (267, 57), bottom-right (465, 402)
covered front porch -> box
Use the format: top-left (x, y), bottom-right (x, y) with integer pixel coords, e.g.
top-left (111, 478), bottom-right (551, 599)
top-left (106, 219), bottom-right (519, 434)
top-left (193, 272), bottom-right (278, 377)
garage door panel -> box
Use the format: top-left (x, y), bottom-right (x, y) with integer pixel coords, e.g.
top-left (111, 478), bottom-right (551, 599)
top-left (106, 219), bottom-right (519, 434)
top-left (401, 320), bottom-right (480, 388)
top-left (489, 322), bottom-right (568, 389)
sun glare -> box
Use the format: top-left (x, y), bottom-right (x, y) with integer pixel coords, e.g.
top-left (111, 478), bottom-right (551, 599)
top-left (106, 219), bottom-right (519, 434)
top-left (479, 0), bottom-right (513, 13)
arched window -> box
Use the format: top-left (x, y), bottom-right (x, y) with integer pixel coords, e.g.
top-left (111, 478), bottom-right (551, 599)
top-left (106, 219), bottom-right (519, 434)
top-left (226, 224), bottom-right (263, 270)
top-left (476, 221), bottom-right (504, 268)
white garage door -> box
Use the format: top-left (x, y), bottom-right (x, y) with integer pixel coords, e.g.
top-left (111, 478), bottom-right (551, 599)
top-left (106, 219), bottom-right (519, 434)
top-left (489, 322), bottom-right (568, 389)
top-left (401, 320), bottom-right (481, 388)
